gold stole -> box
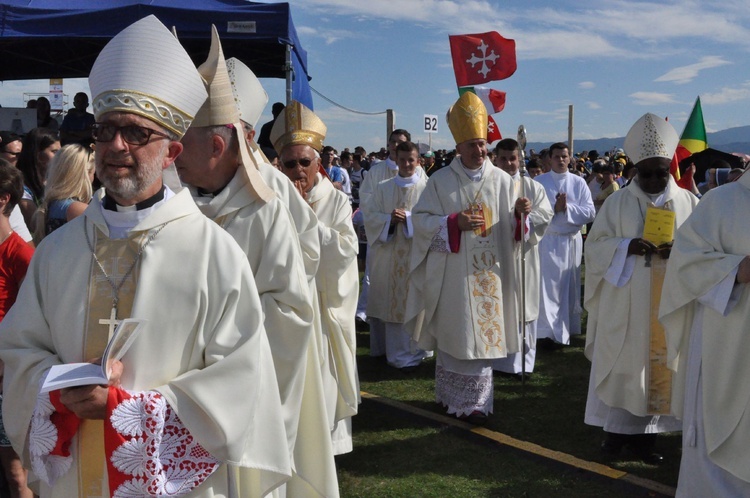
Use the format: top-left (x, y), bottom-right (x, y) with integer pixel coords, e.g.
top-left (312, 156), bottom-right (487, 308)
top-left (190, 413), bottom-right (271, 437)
top-left (460, 180), bottom-right (505, 356)
top-left (79, 227), bottom-right (140, 497)
top-left (647, 258), bottom-right (671, 414)
top-left (643, 205), bottom-right (676, 415)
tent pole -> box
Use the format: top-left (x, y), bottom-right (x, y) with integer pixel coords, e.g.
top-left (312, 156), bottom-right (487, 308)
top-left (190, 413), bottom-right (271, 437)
top-left (285, 44), bottom-right (293, 105)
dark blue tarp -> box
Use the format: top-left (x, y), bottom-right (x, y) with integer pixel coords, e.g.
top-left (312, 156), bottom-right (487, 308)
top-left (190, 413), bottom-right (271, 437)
top-left (0, 0), bottom-right (313, 107)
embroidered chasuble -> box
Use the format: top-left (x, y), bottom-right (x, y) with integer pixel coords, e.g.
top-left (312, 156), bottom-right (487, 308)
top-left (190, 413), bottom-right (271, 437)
top-left (406, 157), bottom-right (519, 360)
top-left (584, 176), bottom-right (697, 417)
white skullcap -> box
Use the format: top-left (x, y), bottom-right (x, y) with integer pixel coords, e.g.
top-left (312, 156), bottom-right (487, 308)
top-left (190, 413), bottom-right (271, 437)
top-left (226, 57), bottom-right (268, 129)
top-left (89, 15), bottom-right (207, 138)
top-left (623, 113), bottom-right (679, 165)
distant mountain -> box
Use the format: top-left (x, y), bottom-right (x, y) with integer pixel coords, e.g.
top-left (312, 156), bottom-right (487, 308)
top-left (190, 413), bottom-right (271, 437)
top-left (526, 125), bottom-right (750, 156)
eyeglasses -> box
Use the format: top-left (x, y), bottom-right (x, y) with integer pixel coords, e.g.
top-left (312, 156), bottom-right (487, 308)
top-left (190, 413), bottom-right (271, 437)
top-left (282, 157), bottom-right (314, 169)
top-left (0, 150), bottom-right (21, 157)
top-left (638, 170), bottom-right (670, 180)
top-left (92, 123), bottom-right (170, 146)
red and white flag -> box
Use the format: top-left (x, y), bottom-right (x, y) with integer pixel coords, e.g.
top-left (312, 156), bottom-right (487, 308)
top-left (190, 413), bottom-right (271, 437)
top-left (450, 32), bottom-right (517, 87)
top-left (487, 115), bottom-right (502, 143)
top-left (472, 86), bottom-right (506, 113)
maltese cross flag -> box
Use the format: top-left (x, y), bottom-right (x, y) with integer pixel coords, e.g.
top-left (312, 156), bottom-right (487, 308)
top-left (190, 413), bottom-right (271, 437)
top-left (450, 32), bottom-right (517, 87)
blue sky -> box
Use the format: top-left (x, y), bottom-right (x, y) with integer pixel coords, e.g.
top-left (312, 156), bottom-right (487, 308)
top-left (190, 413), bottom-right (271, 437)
top-left (2, 0), bottom-right (748, 154)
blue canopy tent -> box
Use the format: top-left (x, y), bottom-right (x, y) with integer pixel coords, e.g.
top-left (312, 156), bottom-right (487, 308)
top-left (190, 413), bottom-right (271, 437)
top-left (0, 0), bottom-right (313, 108)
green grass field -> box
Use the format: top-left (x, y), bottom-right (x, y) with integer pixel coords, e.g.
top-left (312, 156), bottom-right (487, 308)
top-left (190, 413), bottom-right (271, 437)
top-left (336, 326), bottom-right (680, 497)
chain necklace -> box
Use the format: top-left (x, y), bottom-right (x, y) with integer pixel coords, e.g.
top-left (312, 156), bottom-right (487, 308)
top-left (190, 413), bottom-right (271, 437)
top-left (84, 220), bottom-right (169, 334)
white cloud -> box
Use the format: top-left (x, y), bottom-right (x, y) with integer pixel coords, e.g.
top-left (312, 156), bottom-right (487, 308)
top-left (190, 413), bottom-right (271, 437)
top-left (586, 101), bottom-right (602, 110)
top-left (579, 81), bottom-right (596, 90)
top-left (629, 91), bottom-right (678, 105)
top-left (655, 56), bottom-right (732, 84)
top-left (701, 81), bottom-right (750, 105)
top-left (296, 26), bottom-right (356, 45)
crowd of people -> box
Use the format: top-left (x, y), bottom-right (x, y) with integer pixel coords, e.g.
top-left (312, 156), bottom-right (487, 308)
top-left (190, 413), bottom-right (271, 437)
top-left (0, 14), bottom-right (747, 498)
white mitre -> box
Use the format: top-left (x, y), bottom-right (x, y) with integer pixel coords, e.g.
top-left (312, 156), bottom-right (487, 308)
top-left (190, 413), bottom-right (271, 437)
top-left (623, 113), bottom-right (679, 165)
top-left (89, 15), bottom-right (207, 138)
top-left (226, 57), bottom-right (268, 129)
top-left (192, 25), bottom-right (274, 202)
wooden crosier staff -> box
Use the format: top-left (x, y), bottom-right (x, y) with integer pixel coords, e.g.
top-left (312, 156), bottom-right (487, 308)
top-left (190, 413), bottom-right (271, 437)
top-left (517, 125), bottom-right (528, 389)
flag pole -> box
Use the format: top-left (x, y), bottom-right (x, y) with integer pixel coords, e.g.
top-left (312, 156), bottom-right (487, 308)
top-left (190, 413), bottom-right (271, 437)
top-left (516, 125), bottom-right (528, 391)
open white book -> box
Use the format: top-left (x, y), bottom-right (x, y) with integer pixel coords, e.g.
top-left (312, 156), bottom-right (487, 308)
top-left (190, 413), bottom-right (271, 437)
top-left (40, 319), bottom-right (146, 393)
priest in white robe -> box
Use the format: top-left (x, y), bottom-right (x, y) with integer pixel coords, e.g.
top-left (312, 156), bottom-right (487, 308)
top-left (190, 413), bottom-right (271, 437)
top-left (491, 138), bottom-right (553, 377)
top-left (660, 161), bottom-right (750, 494)
top-left (358, 129), bottom-right (421, 357)
top-left (405, 92), bottom-right (529, 425)
top-left (584, 113), bottom-right (697, 463)
top-left (176, 36), bottom-right (338, 498)
top-left (535, 143), bottom-right (596, 345)
top-left (272, 101), bottom-right (360, 455)
top-left (364, 141), bottom-right (429, 370)
top-left (0, 16), bottom-right (290, 498)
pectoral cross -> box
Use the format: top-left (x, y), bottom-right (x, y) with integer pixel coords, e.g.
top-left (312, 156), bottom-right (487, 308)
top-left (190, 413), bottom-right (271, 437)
top-left (99, 306), bottom-right (121, 337)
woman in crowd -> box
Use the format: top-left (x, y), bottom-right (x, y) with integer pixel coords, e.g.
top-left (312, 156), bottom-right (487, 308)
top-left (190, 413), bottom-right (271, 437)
top-left (32, 143), bottom-right (93, 243)
top-left (15, 128), bottom-right (60, 230)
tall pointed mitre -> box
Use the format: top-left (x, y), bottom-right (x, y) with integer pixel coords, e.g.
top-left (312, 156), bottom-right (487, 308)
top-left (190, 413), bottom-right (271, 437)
top-left (226, 57), bottom-right (268, 130)
top-left (269, 100), bottom-right (327, 154)
top-left (447, 91), bottom-right (488, 145)
top-left (191, 25), bottom-right (274, 202)
top-left (89, 15), bottom-right (206, 138)
top-left (623, 113), bottom-right (679, 165)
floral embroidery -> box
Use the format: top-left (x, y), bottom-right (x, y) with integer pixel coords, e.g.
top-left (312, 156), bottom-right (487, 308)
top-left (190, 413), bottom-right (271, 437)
top-left (435, 365), bottom-right (493, 417)
top-left (29, 391), bottom-right (72, 486)
top-left (109, 391), bottom-right (220, 497)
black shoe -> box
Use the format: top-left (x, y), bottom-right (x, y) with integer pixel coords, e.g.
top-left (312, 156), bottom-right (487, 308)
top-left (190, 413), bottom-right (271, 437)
top-left (600, 439), bottom-right (622, 456)
top-left (600, 432), bottom-right (626, 456)
top-left (537, 338), bottom-right (564, 351)
top-left (458, 411), bottom-right (489, 426)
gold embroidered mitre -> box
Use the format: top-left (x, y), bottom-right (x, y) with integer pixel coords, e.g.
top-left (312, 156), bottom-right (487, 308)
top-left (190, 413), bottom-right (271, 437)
top-left (88, 15), bottom-right (207, 138)
top-left (447, 91), bottom-right (488, 145)
top-left (270, 100), bottom-right (327, 153)
top-left (623, 113), bottom-right (679, 165)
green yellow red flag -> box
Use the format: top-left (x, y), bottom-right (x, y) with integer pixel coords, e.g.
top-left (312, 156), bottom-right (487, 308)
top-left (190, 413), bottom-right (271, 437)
top-left (670, 96), bottom-right (707, 187)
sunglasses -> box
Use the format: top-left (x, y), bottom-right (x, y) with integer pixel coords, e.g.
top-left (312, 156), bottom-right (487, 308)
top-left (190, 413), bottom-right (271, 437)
top-left (638, 170), bottom-right (670, 180)
top-left (92, 123), bottom-right (170, 146)
top-left (283, 158), bottom-right (314, 169)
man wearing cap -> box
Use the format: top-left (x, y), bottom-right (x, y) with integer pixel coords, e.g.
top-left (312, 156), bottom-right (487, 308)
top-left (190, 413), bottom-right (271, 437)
top-left (491, 138), bottom-right (553, 379)
top-left (0, 16), bottom-right (290, 497)
top-left (406, 92), bottom-right (530, 423)
top-left (272, 101), bottom-right (360, 455)
top-left (584, 113), bottom-right (697, 463)
top-left (659, 145), bottom-right (750, 490)
top-left (535, 143), bottom-right (596, 347)
top-left (176, 33), bottom-right (337, 497)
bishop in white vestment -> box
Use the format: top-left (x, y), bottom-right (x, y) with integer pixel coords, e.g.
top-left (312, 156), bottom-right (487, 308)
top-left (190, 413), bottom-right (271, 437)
top-left (406, 92), bottom-right (527, 423)
top-left (584, 114), bottom-right (696, 462)
top-left (272, 102), bottom-right (360, 455)
top-left (177, 39), bottom-right (338, 497)
top-left (0, 17), bottom-right (291, 498)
